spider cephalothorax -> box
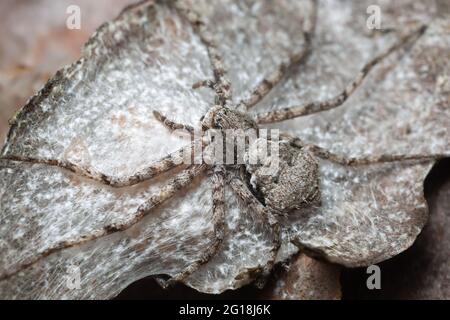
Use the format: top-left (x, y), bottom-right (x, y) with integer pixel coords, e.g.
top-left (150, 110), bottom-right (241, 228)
top-left (202, 105), bottom-right (258, 130)
top-left (1, 1), bottom-right (446, 290)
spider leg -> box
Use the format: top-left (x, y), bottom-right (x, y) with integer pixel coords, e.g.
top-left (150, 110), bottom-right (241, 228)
top-left (229, 175), bottom-right (281, 285)
top-left (0, 165), bottom-right (207, 282)
top-left (288, 136), bottom-right (449, 165)
top-left (161, 166), bottom-right (226, 288)
top-left (238, 0), bottom-right (317, 111)
top-left (192, 79), bottom-right (215, 90)
top-left (1, 142), bottom-right (198, 187)
top-left (153, 110), bottom-right (195, 134)
top-left (173, 1), bottom-right (232, 106)
top-left (255, 25), bottom-right (427, 124)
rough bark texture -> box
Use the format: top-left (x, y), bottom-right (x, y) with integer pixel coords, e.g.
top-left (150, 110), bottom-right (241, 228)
top-left (264, 254), bottom-right (341, 300)
top-left (0, 0), bottom-right (448, 299)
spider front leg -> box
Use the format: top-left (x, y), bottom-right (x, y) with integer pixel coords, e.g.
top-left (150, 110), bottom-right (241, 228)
top-left (153, 110), bottom-right (194, 134)
top-left (229, 175), bottom-right (281, 287)
top-left (288, 136), bottom-right (449, 166)
top-left (255, 25), bottom-right (427, 124)
top-left (195, 29), bottom-right (232, 106)
top-left (238, 0), bottom-right (317, 111)
top-left (173, 1), bottom-right (232, 106)
top-left (192, 79), bottom-right (215, 90)
top-left (1, 142), bottom-right (197, 188)
top-left (0, 165), bottom-right (207, 282)
top-left (161, 166), bottom-right (226, 288)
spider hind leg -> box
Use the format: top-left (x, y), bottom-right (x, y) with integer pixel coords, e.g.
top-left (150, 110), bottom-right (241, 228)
top-left (229, 175), bottom-right (281, 287)
top-left (288, 136), bottom-right (449, 166)
top-left (160, 167), bottom-right (226, 288)
top-left (0, 165), bottom-right (207, 282)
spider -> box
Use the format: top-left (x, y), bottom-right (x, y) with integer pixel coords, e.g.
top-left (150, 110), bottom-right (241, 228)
top-left (0, 1), bottom-right (447, 288)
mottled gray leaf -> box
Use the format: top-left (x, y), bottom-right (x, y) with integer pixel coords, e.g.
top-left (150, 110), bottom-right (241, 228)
top-left (258, 0), bottom-right (449, 267)
top-left (0, 0), bottom-right (310, 298)
top-left (0, 0), bottom-right (131, 144)
top-left (0, 0), bottom-right (449, 300)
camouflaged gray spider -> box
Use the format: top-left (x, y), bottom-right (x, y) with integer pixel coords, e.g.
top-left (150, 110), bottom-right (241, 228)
top-left (1, 3), bottom-right (447, 288)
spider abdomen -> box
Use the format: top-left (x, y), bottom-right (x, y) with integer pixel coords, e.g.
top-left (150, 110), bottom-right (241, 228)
top-left (245, 139), bottom-right (321, 213)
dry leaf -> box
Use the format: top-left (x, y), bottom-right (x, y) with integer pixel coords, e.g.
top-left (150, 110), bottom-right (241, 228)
top-left (0, 0), bottom-right (131, 144)
top-left (342, 159), bottom-right (450, 299)
top-left (0, 0), bottom-right (448, 299)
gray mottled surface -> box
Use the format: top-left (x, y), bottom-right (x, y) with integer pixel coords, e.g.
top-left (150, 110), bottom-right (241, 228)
top-left (0, 0), bottom-right (449, 299)
top-left (341, 159), bottom-right (450, 299)
top-left (258, 0), bottom-right (450, 267)
top-left (0, 0), bottom-right (131, 143)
